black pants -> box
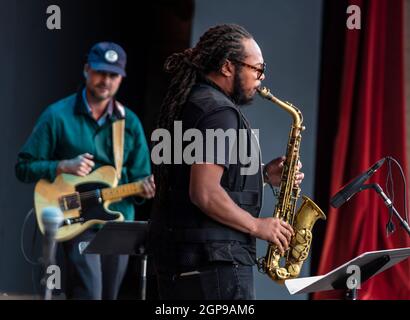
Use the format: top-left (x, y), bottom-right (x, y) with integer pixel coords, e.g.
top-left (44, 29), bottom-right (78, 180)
top-left (62, 229), bottom-right (129, 300)
top-left (156, 262), bottom-right (255, 300)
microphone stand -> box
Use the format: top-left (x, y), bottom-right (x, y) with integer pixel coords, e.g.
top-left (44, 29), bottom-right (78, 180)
top-left (360, 184), bottom-right (410, 236)
top-left (41, 207), bottom-right (63, 300)
top-left (42, 235), bottom-right (58, 301)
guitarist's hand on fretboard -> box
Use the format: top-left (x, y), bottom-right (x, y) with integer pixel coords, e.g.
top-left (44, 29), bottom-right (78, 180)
top-left (140, 175), bottom-right (156, 199)
top-left (57, 153), bottom-right (95, 177)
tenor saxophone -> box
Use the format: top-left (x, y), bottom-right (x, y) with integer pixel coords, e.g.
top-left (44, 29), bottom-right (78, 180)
top-left (257, 87), bottom-right (326, 283)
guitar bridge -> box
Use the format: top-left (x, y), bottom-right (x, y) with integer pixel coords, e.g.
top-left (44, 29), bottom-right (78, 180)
top-left (59, 192), bottom-right (81, 211)
top-left (63, 217), bottom-right (85, 225)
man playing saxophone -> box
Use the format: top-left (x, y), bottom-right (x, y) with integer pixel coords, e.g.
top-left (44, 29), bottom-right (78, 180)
top-left (150, 24), bottom-right (304, 300)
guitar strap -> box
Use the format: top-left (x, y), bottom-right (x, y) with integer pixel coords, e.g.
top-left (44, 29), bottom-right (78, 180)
top-left (112, 101), bottom-right (125, 180)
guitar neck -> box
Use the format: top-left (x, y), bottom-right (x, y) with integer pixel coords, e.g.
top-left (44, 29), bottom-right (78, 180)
top-left (101, 181), bottom-right (144, 201)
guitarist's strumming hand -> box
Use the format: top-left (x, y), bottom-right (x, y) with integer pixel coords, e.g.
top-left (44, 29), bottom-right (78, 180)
top-left (57, 153), bottom-right (95, 176)
top-left (141, 175), bottom-right (156, 199)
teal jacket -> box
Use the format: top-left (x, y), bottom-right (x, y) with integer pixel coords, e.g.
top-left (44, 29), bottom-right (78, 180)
top-left (15, 90), bottom-right (151, 221)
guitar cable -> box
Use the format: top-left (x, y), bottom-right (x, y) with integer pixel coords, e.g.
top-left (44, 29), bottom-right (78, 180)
top-left (20, 208), bottom-right (40, 265)
top-left (384, 156), bottom-right (409, 236)
top-left (20, 208), bottom-right (42, 298)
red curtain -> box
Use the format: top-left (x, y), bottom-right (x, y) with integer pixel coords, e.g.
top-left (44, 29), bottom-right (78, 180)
top-left (313, 0), bottom-right (410, 300)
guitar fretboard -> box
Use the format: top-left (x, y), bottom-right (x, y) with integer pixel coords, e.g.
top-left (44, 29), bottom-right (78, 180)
top-left (101, 182), bottom-right (144, 201)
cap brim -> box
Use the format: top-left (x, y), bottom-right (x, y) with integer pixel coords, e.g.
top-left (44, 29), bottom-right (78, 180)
top-left (89, 62), bottom-right (126, 77)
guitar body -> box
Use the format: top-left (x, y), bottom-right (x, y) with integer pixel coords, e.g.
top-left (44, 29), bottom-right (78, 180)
top-left (34, 166), bottom-right (124, 242)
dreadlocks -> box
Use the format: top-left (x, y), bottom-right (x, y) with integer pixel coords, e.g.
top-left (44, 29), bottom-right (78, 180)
top-left (155, 24), bottom-right (253, 196)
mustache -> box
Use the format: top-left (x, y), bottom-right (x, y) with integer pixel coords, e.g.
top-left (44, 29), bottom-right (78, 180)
top-left (96, 83), bottom-right (110, 90)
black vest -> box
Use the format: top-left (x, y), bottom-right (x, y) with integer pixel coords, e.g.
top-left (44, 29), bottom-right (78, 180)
top-left (150, 83), bottom-right (264, 272)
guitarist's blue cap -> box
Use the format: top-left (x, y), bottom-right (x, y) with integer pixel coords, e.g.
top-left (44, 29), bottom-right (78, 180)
top-left (87, 42), bottom-right (127, 77)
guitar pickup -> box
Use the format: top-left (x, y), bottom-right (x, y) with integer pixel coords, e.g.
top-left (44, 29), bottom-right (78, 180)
top-left (59, 192), bottom-right (81, 211)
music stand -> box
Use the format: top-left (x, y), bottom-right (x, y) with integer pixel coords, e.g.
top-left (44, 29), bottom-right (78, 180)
top-left (82, 221), bottom-right (149, 300)
top-left (284, 247), bottom-right (410, 300)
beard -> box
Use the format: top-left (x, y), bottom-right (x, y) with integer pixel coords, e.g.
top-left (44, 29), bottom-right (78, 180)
top-left (89, 83), bottom-right (116, 101)
top-left (231, 70), bottom-right (254, 106)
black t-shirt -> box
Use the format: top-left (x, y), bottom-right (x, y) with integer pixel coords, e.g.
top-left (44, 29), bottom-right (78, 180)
top-left (195, 107), bottom-right (239, 169)
top-left (170, 82), bottom-right (243, 191)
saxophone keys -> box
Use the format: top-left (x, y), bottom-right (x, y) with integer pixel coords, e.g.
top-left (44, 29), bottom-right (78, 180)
top-left (294, 229), bottom-right (313, 244)
top-left (292, 244), bottom-right (310, 262)
top-left (295, 229), bottom-right (307, 243)
top-left (287, 263), bottom-right (301, 277)
top-left (291, 245), bottom-right (304, 259)
top-left (276, 268), bottom-right (290, 280)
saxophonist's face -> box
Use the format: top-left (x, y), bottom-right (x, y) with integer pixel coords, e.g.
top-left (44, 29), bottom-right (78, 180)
top-left (231, 38), bottom-right (265, 106)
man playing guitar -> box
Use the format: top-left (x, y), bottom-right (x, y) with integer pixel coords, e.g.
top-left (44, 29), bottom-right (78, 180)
top-left (15, 42), bottom-right (155, 299)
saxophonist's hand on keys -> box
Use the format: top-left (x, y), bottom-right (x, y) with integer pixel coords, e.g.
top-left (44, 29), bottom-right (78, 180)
top-left (252, 217), bottom-right (294, 255)
top-left (264, 156), bottom-right (304, 187)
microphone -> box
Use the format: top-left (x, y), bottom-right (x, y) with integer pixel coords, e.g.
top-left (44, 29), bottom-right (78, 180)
top-left (41, 207), bottom-right (64, 267)
top-left (330, 158), bottom-right (386, 208)
top-left (41, 207), bottom-right (63, 300)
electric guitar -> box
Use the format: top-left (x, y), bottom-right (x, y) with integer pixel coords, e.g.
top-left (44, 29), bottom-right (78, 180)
top-left (34, 165), bottom-right (145, 242)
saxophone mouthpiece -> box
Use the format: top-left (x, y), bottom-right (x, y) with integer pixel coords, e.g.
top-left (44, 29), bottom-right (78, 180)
top-left (257, 86), bottom-right (272, 99)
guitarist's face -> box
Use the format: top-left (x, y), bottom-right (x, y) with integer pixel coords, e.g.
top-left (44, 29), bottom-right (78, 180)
top-left (84, 66), bottom-right (123, 101)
